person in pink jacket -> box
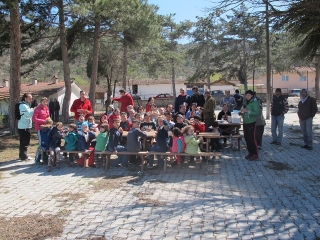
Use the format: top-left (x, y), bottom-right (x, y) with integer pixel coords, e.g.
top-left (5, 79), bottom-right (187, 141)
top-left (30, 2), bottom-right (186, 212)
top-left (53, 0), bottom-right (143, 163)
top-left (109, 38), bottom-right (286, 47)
top-left (171, 127), bottom-right (186, 168)
top-left (32, 97), bottom-right (50, 146)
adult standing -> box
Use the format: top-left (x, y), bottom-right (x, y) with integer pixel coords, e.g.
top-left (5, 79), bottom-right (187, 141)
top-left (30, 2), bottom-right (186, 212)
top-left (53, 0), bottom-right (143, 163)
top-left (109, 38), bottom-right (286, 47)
top-left (49, 98), bottom-right (54, 120)
top-left (112, 89), bottom-right (134, 113)
top-left (220, 90), bottom-right (236, 113)
top-left (70, 91), bottom-right (92, 121)
top-left (175, 88), bottom-right (190, 113)
top-left (298, 89), bottom-right (318, 150)
top-left (254, 93), bottom-right (266, 150)
top-left (270, 88), bottom-right (289, 145)
top-left (18, 93), bottom-right (34, 160)
top-left (233, 90), bottom-right (244, 111)
top-left (203, 89), bottom-right (216, 129)
top-left (240, 90), bottom-right (259, 161)
top-left (53, 98), bottom-right (60, 122)
top-left (190, 86), bottom-right (205, 108)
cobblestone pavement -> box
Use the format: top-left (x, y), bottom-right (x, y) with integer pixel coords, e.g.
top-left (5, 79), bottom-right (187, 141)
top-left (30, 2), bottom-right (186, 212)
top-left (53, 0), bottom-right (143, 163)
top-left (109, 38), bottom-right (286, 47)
top-left (0, 109), bottom-right (319, 240)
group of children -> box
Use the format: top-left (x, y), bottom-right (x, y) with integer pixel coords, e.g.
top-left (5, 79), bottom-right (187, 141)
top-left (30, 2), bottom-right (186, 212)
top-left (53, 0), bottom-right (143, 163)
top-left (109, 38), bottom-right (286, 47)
top-left (37, 102), bottom-right (226, 171)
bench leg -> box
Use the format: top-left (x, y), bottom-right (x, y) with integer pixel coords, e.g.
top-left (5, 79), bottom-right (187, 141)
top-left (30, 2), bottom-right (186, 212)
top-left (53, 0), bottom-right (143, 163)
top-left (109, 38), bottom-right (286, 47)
top-left (164, 156), bottom-right (167, 173)
top-left (141, 156), bottom-right (145, 172)
top-left (238, 138), bottom-right (241, 151)
top-left (105, 155), bottom-right (110, 170)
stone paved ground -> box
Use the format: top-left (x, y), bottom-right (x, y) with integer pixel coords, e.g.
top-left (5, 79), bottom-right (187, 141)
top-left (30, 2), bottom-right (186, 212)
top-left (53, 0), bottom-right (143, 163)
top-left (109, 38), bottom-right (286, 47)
top-left (0, 109), bottom-right (319, 240)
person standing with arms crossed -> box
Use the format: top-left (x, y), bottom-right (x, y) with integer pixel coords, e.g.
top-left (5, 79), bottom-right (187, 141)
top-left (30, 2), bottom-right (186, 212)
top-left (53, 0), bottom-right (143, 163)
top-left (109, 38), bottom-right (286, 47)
top-left (18, 93), bottom-right (34, 160)
top-left (70, 91), bottom-right (92, 121)
top-left (270, 88), bottom-right (289, 146)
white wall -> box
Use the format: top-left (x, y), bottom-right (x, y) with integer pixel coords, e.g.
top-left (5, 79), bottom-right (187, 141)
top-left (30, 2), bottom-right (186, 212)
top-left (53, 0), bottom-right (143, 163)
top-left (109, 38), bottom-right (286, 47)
top-left (114, 83), bottom-right (185, 100)
top-left (57, 83), bottom-right (82, 116)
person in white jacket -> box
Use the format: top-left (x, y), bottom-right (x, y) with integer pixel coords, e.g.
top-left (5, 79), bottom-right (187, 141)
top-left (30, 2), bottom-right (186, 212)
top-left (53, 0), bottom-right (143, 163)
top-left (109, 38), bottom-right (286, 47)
top-left (18, 93), bottom-right (34, 160)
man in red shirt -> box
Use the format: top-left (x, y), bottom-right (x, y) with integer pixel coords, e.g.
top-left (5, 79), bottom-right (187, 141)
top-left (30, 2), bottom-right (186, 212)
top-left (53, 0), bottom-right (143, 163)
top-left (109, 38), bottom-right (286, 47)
top-left (70, 91), bottom-right (92, 120)
top-left (112, 89), bottom-right (134, 113)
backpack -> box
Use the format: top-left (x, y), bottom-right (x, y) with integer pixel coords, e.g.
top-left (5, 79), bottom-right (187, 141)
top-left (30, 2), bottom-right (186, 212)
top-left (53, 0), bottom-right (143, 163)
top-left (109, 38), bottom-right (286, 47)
top-left (15, 102), bottom-right (24, 120)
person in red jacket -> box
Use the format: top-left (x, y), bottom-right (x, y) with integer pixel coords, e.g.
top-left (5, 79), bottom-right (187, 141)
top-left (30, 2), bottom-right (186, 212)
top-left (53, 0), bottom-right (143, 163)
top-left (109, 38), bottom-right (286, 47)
top-left (108, 108), bottom-right (120, 130)
top-left (70, 91), bottom-right (92, 121)
top-left (191, 115), bottom-right (206, 133)
top-left (112, 89), bottom-right (134, 113)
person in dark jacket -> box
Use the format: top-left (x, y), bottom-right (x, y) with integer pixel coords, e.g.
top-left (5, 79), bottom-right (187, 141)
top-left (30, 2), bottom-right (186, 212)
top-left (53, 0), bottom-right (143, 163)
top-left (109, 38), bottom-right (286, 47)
top-left (53, 98), bottom-right (60, 122)
top-left (47, 122), bottom-right (64, 172)
top-left (270, 88), bottom-right (289, 145)
top-left (49, 98), bottom-right (54, 120)
top-left (77, 123), bottom-right (96, 151)
top-left (174, 88), bottom-right (190, 113)
top-left (190, 86), bottom-right (205, 108)
top-left (107, 119), bottom-right (128, 167)
top-left (298, 89), bottom-right (318, 150)
top-left (233, 90), bottom-right (244, 110)
top-left (148, 116), bottom-right (170, 169)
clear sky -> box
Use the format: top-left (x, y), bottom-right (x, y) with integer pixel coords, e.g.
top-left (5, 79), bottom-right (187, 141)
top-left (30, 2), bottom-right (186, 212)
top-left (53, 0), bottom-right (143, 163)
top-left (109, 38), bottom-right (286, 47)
top-left (148, 0), bottom-right (213, 23)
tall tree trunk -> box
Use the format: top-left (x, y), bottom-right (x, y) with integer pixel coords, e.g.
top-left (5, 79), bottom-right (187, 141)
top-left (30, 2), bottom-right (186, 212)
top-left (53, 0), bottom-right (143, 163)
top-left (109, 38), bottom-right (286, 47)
top-left (242, 38), bottom-right (248, 92)
top-left (122, 42), bottom-right (127, 90)
top-left (171, 60), bottom-right (176, 102)
top-left (58, 0), bottom-right (71, 123)
top-left (89, 18), bottom-right (101, 115)
top-left (315, 59), bottom-right (320, 100)
top-left (206, 41), bottom-right (210, 90)
top-left (8, 0), bottom-right (21, 135)
top-left (265, 0), bottom-right (271, 120)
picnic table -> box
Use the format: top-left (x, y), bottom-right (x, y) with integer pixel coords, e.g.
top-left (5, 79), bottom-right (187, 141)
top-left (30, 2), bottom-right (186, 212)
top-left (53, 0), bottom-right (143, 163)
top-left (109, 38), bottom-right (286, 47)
top-left (218, 122), bottom-right (242, 135)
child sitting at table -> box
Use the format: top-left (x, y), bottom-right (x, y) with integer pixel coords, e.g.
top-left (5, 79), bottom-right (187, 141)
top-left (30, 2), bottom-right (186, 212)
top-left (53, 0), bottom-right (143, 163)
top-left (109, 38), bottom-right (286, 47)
top-left (47, 122), bottom-right (65, 172)
top-left (182, 125), bottom-right (203, 165)
top-left (107, 119), bottom-right (128, 168)
top-left (208, 121), bottom-right (222, 152)
top-left (149, 104), bottom-right (159, 122)
top-left (164, 112), bottom-right (175, 130)
top-left (77, 114), bottom-right (88, 131)
top-left (148, 116), bottom-right (170, 169)
top-left (120, 112), bottom-right (132, 131)
top-left (88, 116), bottom-right (98, 132)
top-left (77, 122), bottom-right (96, 166)
top-left (63, 123), bottom-right (78, 166)
top-left (94, 124), bottom-right (109, 167)
top-left (218, 103), bottom-right (231, 146)
top-left (174, 114), bottom-right (187, 130)
top-left (108, 108), bottom-right (120, 130)
top-left (140, 113), bottom-right (156, 132)
top-left (191, 115), bottom-right (205, 133)
top-left (171, 127), bottom-right (186, 168)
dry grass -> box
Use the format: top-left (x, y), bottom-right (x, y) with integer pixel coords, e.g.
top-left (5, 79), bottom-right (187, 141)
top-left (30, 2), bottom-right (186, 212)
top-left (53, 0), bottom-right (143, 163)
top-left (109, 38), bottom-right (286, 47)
top-left (133, 192), bottom-right (166, 207)
top-left (89, 175), bottom-right (138, 192)
top-left (0, 133), bottom-right (38, 163)
top-left (52, 192), bottom-right (87, 202)
top-left (0, 214), bottom-right (65, 239)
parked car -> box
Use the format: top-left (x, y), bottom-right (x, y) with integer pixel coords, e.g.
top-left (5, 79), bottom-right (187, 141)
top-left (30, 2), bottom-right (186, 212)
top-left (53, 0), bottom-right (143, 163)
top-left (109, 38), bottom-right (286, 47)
top-left (132, 94), bottom-right (142, 100)
top-left (211, 90), bottom-right (224, 96)
top-left (153, 93), bottom-right (173, 99)
top-left (288, 89), bottom-right (301, 97)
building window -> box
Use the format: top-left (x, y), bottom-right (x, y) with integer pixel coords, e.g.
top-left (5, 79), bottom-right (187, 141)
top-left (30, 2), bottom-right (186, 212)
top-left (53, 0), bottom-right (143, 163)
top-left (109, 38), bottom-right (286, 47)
top-left (132, 84), bottom-right (138, 94)
top-left (299, 75), bottom-right (307, 82)
top-left (281, 75), bottom-right (289, 81)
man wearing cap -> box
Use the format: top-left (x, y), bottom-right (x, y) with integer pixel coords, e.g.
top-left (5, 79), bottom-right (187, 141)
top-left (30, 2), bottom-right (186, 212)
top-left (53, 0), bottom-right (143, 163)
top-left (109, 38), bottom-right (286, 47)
top-left (270, 88), bottom-right (289, 146)
top-left (71, 91), bottom-right (92, 121)
top-left (240, 90), bottom-right (259, 161)
top-left (112, 89), bottom-right (134, 113)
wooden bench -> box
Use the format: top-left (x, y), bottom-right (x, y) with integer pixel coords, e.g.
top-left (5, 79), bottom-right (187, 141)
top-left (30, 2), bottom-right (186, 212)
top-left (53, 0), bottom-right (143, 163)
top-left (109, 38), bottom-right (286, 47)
top-left (220, 135), bottom-right (243, 150)
top-left (148, 151), bottom-right (222, 174)
top-left (60, 150), bottom-right (92, 168)
top-left (62, 150), bottom-right (221, 174)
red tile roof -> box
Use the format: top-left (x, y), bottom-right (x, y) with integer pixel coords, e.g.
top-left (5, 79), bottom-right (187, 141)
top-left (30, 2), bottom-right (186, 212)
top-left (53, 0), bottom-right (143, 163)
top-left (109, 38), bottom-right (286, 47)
top-left (0, 81), bottom-right (65, 100)
top-left (80, 84), bottom-right (106, 93)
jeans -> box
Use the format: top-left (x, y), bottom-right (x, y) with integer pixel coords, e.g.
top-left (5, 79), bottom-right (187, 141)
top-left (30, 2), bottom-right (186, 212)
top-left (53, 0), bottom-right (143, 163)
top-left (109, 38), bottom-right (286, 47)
top-left (109, 146), bottom-right (128, 167)
top-left (299, 117), bottom-right (313, 147)
top-left (148, 145), bottom-right (169, 167)
top-left (18, 129), bottom-right (30, 160)
top-left (271, 115), bottom-right (284, 143)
